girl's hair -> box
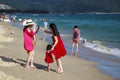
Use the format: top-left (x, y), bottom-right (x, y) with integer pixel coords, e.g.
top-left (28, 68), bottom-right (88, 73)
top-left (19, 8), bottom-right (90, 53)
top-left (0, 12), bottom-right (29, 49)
top-left (49, 23), bottom-right (60, 36)
top-left (74, 25), bottom-right (78, 29)
top-left (46, 44), bottom-right (52, 50)
top-left (23, 26), bottom-right (29, 32)
top-left (23, 25), bottom-right (32, 32)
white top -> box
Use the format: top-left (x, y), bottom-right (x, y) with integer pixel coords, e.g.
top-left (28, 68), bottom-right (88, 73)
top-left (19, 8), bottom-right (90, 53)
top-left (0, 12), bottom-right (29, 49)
top-left (43, 21), bottom-right (48, 30)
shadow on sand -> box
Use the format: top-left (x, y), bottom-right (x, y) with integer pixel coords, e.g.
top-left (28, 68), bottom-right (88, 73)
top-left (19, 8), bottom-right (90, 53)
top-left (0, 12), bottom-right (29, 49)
top-left (16, 58), bottom-right (56, 72)
top-left (0, 56), bottom-right (56, 72)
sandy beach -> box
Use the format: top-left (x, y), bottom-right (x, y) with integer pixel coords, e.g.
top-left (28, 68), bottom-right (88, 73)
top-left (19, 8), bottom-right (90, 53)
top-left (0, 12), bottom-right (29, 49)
top-left (0, 22), bottom-right (116, 80)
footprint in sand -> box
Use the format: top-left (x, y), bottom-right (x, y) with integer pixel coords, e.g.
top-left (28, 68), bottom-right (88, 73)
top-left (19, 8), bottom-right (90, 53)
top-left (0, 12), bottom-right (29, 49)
top-left (0, 70), bottom-right (21, 80)
top-left (0, 25), bottom-right (14, 43)
top-left (0, 36), bottom-right (14, 43)
top-left (0, 45), bottom-right (5, 49)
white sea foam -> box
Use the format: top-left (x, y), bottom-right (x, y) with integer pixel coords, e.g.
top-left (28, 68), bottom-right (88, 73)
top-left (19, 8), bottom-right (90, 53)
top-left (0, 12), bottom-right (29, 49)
top-left (57, 34), bottom-right (120, 57)
top-left (50, 19), bottom-right (54, 21)
top-left (84, 41), bottom-right (120, 57)
top-left (61, 34), bottom-right (71, 37)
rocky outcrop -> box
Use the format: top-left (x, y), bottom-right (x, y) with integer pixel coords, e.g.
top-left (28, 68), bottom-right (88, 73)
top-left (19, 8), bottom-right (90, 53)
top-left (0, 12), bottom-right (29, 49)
top-left (0, 3), bottom-right (12, 10)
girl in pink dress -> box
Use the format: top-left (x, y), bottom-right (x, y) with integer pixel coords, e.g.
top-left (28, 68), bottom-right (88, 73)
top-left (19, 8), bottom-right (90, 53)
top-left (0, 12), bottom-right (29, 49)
top-left (23, 19), bottom-right (36, 68)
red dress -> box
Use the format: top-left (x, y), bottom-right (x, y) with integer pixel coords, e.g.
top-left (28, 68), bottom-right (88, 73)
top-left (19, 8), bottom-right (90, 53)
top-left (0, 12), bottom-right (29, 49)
top-left (50, 36), bottom-right (66, 59)
top-left (45, 52), bottom-right (54, 63)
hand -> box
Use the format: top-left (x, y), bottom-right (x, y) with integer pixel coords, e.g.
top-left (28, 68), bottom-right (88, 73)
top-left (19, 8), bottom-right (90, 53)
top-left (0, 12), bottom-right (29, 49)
top-left (51, 47), bottom-right (54, 51)
top-left (33, 23), bottom-right (37, 27)
top-left (47, 50), bottom-right (51, 53)
top-left (47, 47), bottom-right (54, 53)
top-left (40, 27), bottom-right (45, 31)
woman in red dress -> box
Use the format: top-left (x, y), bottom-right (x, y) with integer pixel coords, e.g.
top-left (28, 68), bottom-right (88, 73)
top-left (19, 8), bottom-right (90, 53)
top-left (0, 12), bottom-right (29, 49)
top-left (41, 23), bottom-right (66, 73)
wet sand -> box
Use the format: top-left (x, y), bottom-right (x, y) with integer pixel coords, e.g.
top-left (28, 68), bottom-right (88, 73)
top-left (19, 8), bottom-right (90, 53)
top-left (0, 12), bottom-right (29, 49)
top-left (0, 22), bottom-right (116, 80)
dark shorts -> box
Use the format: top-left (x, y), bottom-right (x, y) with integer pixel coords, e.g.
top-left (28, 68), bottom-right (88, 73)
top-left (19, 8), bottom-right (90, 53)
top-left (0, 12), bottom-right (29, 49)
top-left (73, 39), bottom-right (79, 43)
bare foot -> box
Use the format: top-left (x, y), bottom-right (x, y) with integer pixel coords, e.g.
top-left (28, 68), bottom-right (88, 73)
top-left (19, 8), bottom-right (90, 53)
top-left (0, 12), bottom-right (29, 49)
top-left (56, 69), bottom-right (60, 73)
top-left (47, 69), bottom-right (50, 72)
top-left (30, 65), bottom-right (36, 69)
top-left (56, 68), bottom-right (63, 74)
top-left (57, 71), bottom-right (63, 74)
top-left (75, 53), bottom-right (79, 57)
top-left (25, 65), bottom-right (30, 69)
top-left (71, 53), bottom-right (75, 56)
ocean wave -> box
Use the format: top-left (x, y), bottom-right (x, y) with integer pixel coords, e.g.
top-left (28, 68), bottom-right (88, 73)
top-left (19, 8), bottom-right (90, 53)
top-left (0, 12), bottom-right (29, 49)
top-left (107, 40), bottom-right (120, 44)
top-left (84, 41), bottom-right (120, 57)
top-left (60, 34), bottom-right (71, 37)
top-left (32, 14), bottom-right (39, 16)
top-left (60, 34), bottom-right (120, 57)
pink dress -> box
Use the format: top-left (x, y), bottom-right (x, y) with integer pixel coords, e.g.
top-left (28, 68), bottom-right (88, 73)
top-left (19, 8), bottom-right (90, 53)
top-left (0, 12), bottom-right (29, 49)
top-left (23, 28), bottom-right (35, 51)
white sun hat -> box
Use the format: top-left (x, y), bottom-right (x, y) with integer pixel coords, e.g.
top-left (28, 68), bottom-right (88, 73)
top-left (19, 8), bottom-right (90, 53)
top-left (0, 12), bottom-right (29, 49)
top-left (23, 19), bottom-right (35, 26)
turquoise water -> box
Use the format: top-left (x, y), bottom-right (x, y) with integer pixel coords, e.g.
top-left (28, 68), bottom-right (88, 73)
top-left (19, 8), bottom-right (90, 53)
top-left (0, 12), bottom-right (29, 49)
top-left (8, 13), bottom-right (120, 79)
top-left (13, 13), bottom-right (120, 49)
top-left (8, 13), bottom-right (120, 56)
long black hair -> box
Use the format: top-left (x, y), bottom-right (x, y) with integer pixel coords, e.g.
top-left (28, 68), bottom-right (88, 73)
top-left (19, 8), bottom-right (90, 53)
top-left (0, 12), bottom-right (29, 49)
top-left (74, 25), bottom-right (78, 29)
top-left (49, 23), bottom-right (60, 36)
top-left (23, 26), bottom-right (29, 32)
top-left (23, 25), bottom-right (33, 32)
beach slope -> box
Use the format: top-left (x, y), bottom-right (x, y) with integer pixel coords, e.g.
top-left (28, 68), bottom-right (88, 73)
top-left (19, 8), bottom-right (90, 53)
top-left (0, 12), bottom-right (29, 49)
top-left (0, 22), bottom-right (116, 80)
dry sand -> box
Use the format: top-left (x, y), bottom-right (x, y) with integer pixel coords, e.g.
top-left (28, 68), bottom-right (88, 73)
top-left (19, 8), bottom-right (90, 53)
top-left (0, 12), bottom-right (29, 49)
top-left (0, 22), bottom-right (116, 80)
top-left (0, 71), bottom-right (20, 80)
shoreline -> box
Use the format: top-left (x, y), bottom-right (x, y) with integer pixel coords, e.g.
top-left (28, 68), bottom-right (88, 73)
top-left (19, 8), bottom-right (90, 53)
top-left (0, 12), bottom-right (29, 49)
top-left (6, 13), bottom-right (120, 58)
top-left (0, 22), bottom-right (117, 80)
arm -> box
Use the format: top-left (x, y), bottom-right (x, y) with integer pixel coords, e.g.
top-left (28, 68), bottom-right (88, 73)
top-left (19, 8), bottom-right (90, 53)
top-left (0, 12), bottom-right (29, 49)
top-left (51, 36), bottom-right (58, 50)
top-left (72, 30), bottom-right (74, 39)
top-left (44, 29), bottom-right (53, 34)
top-left (40, 27), bottom-right (53, 34)
top-left (76, 30), bottom-right (80, 42)
top-left (26, 28), bottom-right (35, 37)
top-left (78, 30), bottom-right (80, 39)
top-left (35, 26), bottom-right (40, 34)
top-left (33, 23), bottom-right (36, 32)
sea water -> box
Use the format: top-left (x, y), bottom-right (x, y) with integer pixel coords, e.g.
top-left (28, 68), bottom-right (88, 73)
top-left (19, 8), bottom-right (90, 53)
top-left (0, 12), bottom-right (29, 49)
top-left (13, 13), bottom-right (120, 57)
top-left (8, 13), bottom-right (120, 79)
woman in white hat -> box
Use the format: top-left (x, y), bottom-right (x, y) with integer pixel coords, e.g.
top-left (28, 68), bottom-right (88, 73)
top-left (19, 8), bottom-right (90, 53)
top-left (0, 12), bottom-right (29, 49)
top-left (23, 19), bottom-right (37, 68)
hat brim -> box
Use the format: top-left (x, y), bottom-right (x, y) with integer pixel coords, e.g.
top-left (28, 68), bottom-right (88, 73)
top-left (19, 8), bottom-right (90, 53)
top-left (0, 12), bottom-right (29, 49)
top-left (24, 23), bottom-right (34, 26)
top-left (23, 20), bottom-right (35, 26)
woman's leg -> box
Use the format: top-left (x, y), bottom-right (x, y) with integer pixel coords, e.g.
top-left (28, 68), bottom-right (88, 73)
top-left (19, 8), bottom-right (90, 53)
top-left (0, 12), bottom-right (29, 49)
top-left (75, 43), bottom-right (79, 57)
top-left (25, 51), bottom-right (31, 68)
top-left (72, 42), bottom-right (75, 56)
top-left (56, 59), bottom-right (60, 72)
top-left (56, 58), bottom-right (63, 73)
top-left (59, 59), bottom-right (63, 73)
top-left (30, 50), bottom-right (36, 68)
